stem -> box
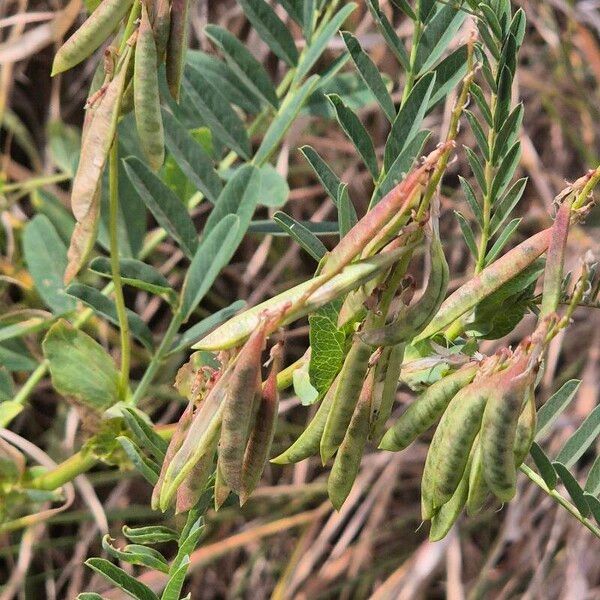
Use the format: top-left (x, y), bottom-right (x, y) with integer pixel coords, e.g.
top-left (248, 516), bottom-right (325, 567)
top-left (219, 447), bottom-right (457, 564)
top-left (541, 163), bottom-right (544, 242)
top-left (118, 0), bottom-right (141, 53)
top-left (27, 452), bottom-right (97, 491)
top-left (109, 139), bottom-right (131, 399)
top-left (520, 464), bottom-right (600, 538)
top-left (401, 7), bottom-right (424, 106)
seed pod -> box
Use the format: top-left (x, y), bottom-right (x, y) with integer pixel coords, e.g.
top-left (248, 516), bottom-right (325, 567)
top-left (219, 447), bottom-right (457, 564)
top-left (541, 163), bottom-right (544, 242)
top-left (424, 379), bottom-right (493, 509)
top-left (429, 455), bottom-right (471, 541)
top-left (320, 337), bottom-right (372, 463)
top-left (270, 375), bottom-right (339, 465)
top-left (151, 0), bottom-right (171, 62)
top-left (175, 426), bottom-right (218, 514)
top-left (379, 364), bottom-right (478, 452)
top-left (415, 227), bottom-right (554, 341)
top-left (481, 362), bottom-right (534, 502)
top-left (369, 344), bottom-right (405, 443)
top-left (214, 459), bottom-right (231, 510)
top-left (361, 220), bottom-right (449, 346)
top-left (467, 388), bottom-right (536, 515)
top-left (240, 343), bottom-right (284, 504)
top-left (65, 45), bottom-right (133, 283)
top-left (152, 400), bottom-right (194, 511)
top-left (195, 247), bottom-right (412, 352)
top-left (466, 437), bottom-right (487, 516)
top-left (52, 0), bottom-right (134, 76)
top-left (156, 356), bottom-right (235, 511)
top-left (166, 0), bottom-right (190, 101)
top-left (218, 324), bottom-right (268, 494)
top-left (134, 2), bottom-right (165, 171)
top-left (322, 143), bottom-right (453, 277)
top-left (327, 370), bottom-right (374, 510)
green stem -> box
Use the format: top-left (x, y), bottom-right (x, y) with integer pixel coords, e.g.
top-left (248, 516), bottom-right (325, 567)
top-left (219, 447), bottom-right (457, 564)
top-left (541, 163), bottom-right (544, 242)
top-left (26, 452), bottom-right (97, 492)
top-left (118, 0), bottom-right (142, 53)
top-left (1, 173), bottom-right (71, 193)
top-left (520, 464), bottom-right (600, 538)
top-left (108, 139), bottom-right (131, 399)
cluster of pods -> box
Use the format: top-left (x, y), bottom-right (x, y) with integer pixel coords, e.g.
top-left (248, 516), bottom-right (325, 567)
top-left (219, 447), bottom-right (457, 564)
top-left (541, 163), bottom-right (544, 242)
top-left (52, 0), bottom-right (181, 281)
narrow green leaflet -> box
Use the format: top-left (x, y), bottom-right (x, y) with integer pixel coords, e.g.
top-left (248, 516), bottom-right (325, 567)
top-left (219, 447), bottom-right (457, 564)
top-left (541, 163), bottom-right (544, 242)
top-left (168, 300), bottom-right (247, 355)
top-left (161, 556), bottom-right (191, 600)
top-left (337, 183), bottom-right (357, 238)
top-left (300, 145), bottom-right (342, 204)
top-left (205, 164), bottom-right (261, 245)
top-left (455, 211), bottom-right (479, 258)
top-left (183, 67), bottom-right (251, 159)
top-left (341, 31), bottom-right (395, 122)
top-left (536, 380), bottom-right (581, 440)
top-left (277, 0), bottom-right (303, 24)
top-left (89, 257), bottom-right (176, 304)
top-left (23, 215), bottom-right (76, 314)
top-left (585, 456), bottom-right (600, 496)
top-left (236, 0), bottom-right (299, 66)
top-left (161, 109), bottom-right (223, 204)
top-left (415, 2), bottom-right (466, 74)
top-left (489, 178), bottom-right (527, 235)
top-left (585, 494), bottom-right (600, 526)
top-left (484, 217), bottom-right (522, 265)
top-left (555, 404), bottom-right (600, 469)
top-left (490, 141), bottom-right (521, 201)
top-left (124, 156), bottom-right (198, 259)
top-left (529, 442), bottom-right (558, 489)
top-left (273, 211), bottom-right (327, 261)
top-left (43, 320), bottom-right (120, 411)
top-left (553, 462), bottom-right (591, 517)
top-left (384, 73), bottom-right (435, 171)
top-left (205, 25), bottom-right (278, 108)
top-left (122, 525), bottom-right (179, 544)
top-left (328, 93), bottom-right (379, 179)
top-left (0, 341), bottom-right (37, 372)
top-left (120, 407), bottom-right (168, 459)
top-left (248, 220), bottom-right (339, 235)
top-left (294, 3), bottom-right (356, 82)
top-left (0, 367), bottom-right (14, 402)
top-left (460, 176), bottom-right (483, 226)
top-left (117, 437), bottom-right (160, 485)
top-left (84, 558), bottom-right (159, 600)
top-left (102, 536), bottom-right (169, 572)
top-left (308, 300), bottom-right (345, 395)
top-left (66, 283), bottom-right (154, 350)
top-left (254, 75), bottom-right (319, 164)
top-left (429, 45), bottom-right (468, 108)
top-left (366, 0), bottom-right (409, 70)
top-left (180, 214), bottom-right (240, 322)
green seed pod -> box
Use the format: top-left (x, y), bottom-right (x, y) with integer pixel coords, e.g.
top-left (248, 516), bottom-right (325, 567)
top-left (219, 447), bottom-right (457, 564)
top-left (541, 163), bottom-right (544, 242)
top-left (466, 437), bottom-right (487, 516)
top-left (214, 459), bottom-right (231, 510)
top-left (379, 364), bottom-right (478, 452)
top-left (195, 248), bottom-right (411, 352)
top-left (513, 386), bottom-right (536, 467)
top-left (429, 455), bottom-right (471, 541)
top-left (480, 361), bottom-right (533, 503)
top-left (52, 0), bottom-right (134, 76)
top-left (166, 0), bottom-right (190, 101)
top-left (218, 324), bottom-right (268, 494)
top-left (320, 337), bottom-right (372, 464)
top-left (134, 2), bottom-right (165, 171)
top-left (151, 0), bottom-right (171, 62)
top-left (424, 380), bottom-right (493, 509)
top-left (361, 221), bottom-right (449, 347)
top-left (270, 375), bottom-right (339, 465)
top-left (369, 344), bottom-right (405, 444)
top-left (327, 370), bottom-right (374, 510)
top-left (240, 344), bottom-right (283, 504)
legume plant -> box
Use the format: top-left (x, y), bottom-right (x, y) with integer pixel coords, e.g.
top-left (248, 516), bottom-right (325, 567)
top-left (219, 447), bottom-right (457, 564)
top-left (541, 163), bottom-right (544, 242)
top-left (1, 0), bottom-right (600, 597)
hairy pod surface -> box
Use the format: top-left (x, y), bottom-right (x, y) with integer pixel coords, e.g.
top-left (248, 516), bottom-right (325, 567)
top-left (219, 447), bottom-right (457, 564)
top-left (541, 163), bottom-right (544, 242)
top-left (415, 227), bottom-right (553, 341)
top-left (166, 0), bottom-right (190, 101)
top-left (327, 370), bottom-right (374, 510)
top-left (369, 344), bottom-right (405, 443)
top-left (321, 143), bottom-right (453, 277)
top-left (270, 375), bottom-right (339, 465)
top-left (134, 2), bottom-right (165, 171)
top-left (362, 220), bottom-right (449, 346)
top-left (513, 387), bottom-right (537, 466)
top-left (219, 326), bottom-right (267, 494)
top-left (320, 337), bottom-right (372, 463)
top-left (425, 380), bottom-right (493, 509)
top-left (480, 362), bottom-right (533, 502)
top-left (240, 344), bottom-right (283, 504)
top-left (380, 364), bottom-right (478, 452)
top-left (52, 0), bottom-right (134, 75)
top-left (429, 455), bottom-right (471, 541)
top-left (195, 248), bottom-right (411, 351)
